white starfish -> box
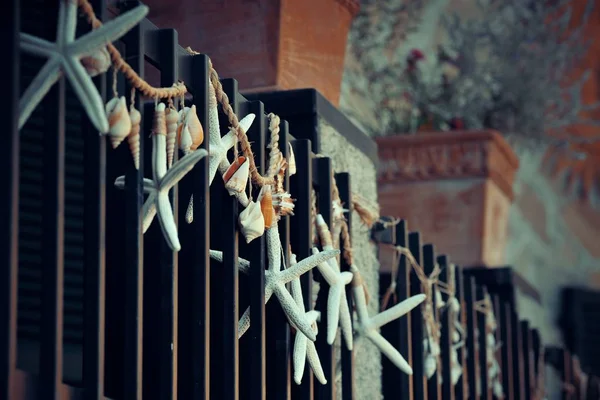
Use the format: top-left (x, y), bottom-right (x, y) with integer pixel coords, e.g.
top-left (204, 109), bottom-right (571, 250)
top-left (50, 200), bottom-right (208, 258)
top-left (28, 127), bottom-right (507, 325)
top-left (314, 214), bottom-right (354, 350)
top-left (18, 0), bottom-right (148, 132)
top-left (184, 84), bottom-right (255, 223)
top-left (352, 280), bottom-right (426, 375)
top-left (209, 223), bottom-right (340, 341)
top-left (289, 253), bottom-right (327, 385)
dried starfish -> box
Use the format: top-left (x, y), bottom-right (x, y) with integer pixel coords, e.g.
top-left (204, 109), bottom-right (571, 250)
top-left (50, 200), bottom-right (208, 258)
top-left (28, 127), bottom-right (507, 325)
top-left (18, 0), bottom-right (148, 132)
top-left (289, 253), bottom-right (327, 385)
top-left (209, 223), bottom-right (340, 341)
top-left (352, 279), bottom-right (425, 375)
top-left (314, 214), bottom-right (354, 350)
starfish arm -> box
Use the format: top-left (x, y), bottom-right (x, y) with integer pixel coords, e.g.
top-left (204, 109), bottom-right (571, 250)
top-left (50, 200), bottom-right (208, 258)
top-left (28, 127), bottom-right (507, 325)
top-left (114, 175), bottom-right (155, 193)
top-left (238, 306), bottom-right (251, 339)
top-left (352, 283), bottom-right (371, 324)
top-left (208, 150), bottom-right (223, 185)
top-left (280, 248), bottom-right (340, 285)
top-left (235, 192), bottom-right (250, 209)
top-left (274, 284), bottom-right (317, 341)
top-left (20, 33), bottom-right (55, 57)
top-left (152, 134), bottom-right (168, 182)
top-left (156, 191), bottom-right (181, 252)
top-left (162, 149), bottom-right (208, 191)
top-left (370, 294), bottom-right (426, 330)
top-left (326, 284), bottom-right (343, 345)
top-left (207, 83), bottom-right (221, 144)
top-left (293, 333), bottom-right (308, 385)
top-left (18, 58), bottom-right (61, 130)
top-left (306, 310), bottom-right (320, 325)
top-left (141, 192), bottom-right (157, 234)
top-left (68, 5), bottom-right (149, 58)
top-left (63, 56), bottom-right (109, 133)
top-left (290, 278), bottom-right (304, 310)
top-left (339, 292), bottom-right (354, 351)
top-left (340, 271), bottom-right (353, 285)
top-left (310, 248), bottom-right (338, 285)
top-left (218, 158), bottom-right (231, 177)
top-left (306, 342), bottom-right (328, 385)
top-left (368, 330), bottom-right (413, 375)
top-left (266, 226), bottom-right (282, 273)
top-left (220, 131), bottom-right (238, 154)
top-left (208, 250), bottom-right (251, 274)
top-left (57, 0), bottom-right (76, 46)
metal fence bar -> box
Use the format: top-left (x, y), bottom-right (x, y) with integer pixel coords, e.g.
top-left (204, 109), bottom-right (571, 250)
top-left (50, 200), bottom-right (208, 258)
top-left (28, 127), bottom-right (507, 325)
top-left (314, 157), bottom-right (335, 400)
top-left (464, 275), bottom-right (478, 400)
top-left (221, 79), bottom-right (240, 400)
top-left (408, 232), bottom-right (427, 400)
top-left (501, 302), bottom-right (514, 400)
top-left (438, 255), bottom-right (455, 400)
top-left (1, 0), bottom-right (19, 396)
top-left (477, 285), bottom-right (491, 400)
top-left (491, 294), bottom-right (503, 400)
top-left (423, 243), bottom-right (441, 399)
top-left (521, 321), bottom-right (531, 400)
top-left (177, 53), bottom-right (211, 400)
top-left (119, 4), bottom-right (145, 397)
top-left (336, 172), bottom-right (355, 400)
top-left (530, 329), bottom-right (541, 398)
top-left (454, 266), bottom-right (467, 400)
top-left (512, 311), bottom-right (524, 400)
top-left (246, 100), bottom-right (267, 400)
top-left (289, 139), bottom-right (314, 400)
top-left (82, 2), bottom-right (107, 399)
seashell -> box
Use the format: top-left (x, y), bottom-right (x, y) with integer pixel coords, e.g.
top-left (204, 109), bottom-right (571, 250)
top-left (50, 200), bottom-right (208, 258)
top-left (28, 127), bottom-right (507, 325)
top-left (239, 201), bottom-right (265, 243)
top-left (152, 103), bottom-right (167, 181)
top-left (81, 47), bottom-right (111, 77)
top-left (288, 142), bottom-right (297, 176)
top-left (166, 107), bottom-right (178, 168)
top-left (177, 105), bottom-right (204, 154)
top-left (435, 290), bottom-right (445, 309)
top-left (424, 354), bottom-right (437, 378)
top-left (223, 156), bottom-right (249, 195)
top-left (449, 297), bottom-right (460, 313)
top-left (105, 96), bottom-right (132, 149)
top-left (257, 185), bottom-right (275, 229)
top-left (127, 107), bottom-right (141, 170)
top-left (272, 192), bottom-right (295, 217)
top-left (153, 102), bottom-right (167, 136)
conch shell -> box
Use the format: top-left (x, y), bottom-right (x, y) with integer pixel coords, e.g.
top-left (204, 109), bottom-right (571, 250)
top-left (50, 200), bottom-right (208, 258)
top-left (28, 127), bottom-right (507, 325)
top-left (81, 47), bottom-right (111, 77)
top-left (239, 201), bottom-right (265, 243)
top-left (288, 142), bottom-right (297, 176)
top-left (223, 156), bottom-right (249, 195)
top-left (177, 105), bottom-right (204, 154)
top-left (258, 185), bottom-right (275, 229)
top-left (166, 107), bottom-right (178, 168)
top-left (105, 96), bottom-right (132, 149)
top-left (128, 107), bottom-right (141, 170)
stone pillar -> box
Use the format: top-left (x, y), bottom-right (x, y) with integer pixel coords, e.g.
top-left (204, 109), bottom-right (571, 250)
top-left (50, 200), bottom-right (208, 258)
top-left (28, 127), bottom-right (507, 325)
top-left (376, 130), bottom-right (520, 269)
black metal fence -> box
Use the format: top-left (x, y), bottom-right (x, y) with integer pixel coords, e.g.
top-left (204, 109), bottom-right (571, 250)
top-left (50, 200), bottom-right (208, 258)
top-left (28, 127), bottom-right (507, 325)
top-left (5, 1), bottom-right (598, 400)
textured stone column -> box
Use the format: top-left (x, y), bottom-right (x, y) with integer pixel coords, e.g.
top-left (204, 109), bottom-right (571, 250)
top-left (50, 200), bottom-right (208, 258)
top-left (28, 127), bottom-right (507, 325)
top-left (377, 130), bottom-right (520, 269)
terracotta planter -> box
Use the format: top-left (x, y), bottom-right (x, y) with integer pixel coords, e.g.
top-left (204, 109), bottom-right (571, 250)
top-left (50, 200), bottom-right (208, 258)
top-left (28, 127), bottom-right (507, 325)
top-left (376, 130), bottom-right (520, 269)
top-left (142, 0), bottom-right (359, 106)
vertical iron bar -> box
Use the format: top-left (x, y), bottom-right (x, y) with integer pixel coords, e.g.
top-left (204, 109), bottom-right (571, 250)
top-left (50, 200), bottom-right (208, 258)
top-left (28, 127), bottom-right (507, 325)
top-left (336, 172), bottom-right (355, 400)
top-left (246, 101), bottom-right (267, 400)
top-left (40, 71), bottom-right (65, 400)
top-left (156, 28), bottom-right (179, 400)
top-left (0, 0), bottom-right (19, 396)
top-left (221, 79), bottom-right (240, 400)
top-left (454, 266), bottom-right (467, 400)
top-left (408, 232), bottom-right (427, 400)
top-left (289, 139), bottom-right (314, 400)
top-left (464, 276), bottom-right (478, 400)
top-left (491, 294), bottom-right (503, 400)
top-left (512, 311), bottom-right (524, 400)
top-left (120, 4), bottom-right (145, 397)
top-left (530, 329), bottom-right (541, 398)
top-left (423, 244), bottom-right (441, 399)
top-left (477, 285), bottom-right (490, 400)
top-left (177, 53), bottom-right (211, 400)
top-left (501, 302), bottom-right (514, 400)
top-left (521, 321), bottom-right (531, 400)
top-left (438, 255), bottom-right (455, 400)
top-left (82, 2), bottom-right (107, 399)
top-left (314, 157), bottom-right (334, 400)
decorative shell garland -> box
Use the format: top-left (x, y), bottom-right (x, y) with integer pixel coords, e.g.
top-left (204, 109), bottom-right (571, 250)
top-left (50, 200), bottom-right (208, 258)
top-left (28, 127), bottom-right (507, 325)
top-left (166, 106), bottom-right (179, 168)
top-left (178, 105), bottom-right (204, 155)
top-left (239, 201), bottom-right (265, 243)
top-left (105, 96), bottom-right (131, 149)
top-left (128, 107), bottom-right (141, 170)
top-left (81, 47), bottom-right (111, 77)
top-left (223, 156), bottom-right (249, 196)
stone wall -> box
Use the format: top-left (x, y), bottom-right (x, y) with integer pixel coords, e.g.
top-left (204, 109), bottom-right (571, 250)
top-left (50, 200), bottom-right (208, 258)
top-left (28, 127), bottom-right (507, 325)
top-left (317, 117), bottom-right (383, 400)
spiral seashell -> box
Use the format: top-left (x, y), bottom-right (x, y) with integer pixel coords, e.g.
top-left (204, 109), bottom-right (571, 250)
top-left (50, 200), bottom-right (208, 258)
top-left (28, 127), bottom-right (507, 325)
top-left (105, 96), bottom-right (132, 149)
top-left (128, 107), bottom-right (141, 170)
top-left (81, 47), bottom-right (111, 77)
top-left (272, 192), bottom-right (295, 217)
top-left (258, 185), bottom-right (275, 229)
top-left (152, 103), bottom-right (167, 181)
top-left (166, 107), bottom-right (178, 168)
top-left (223, 156), bottom-right (249, 195)
top-left (239, 201), bottom-right (265, 243)
top-left (288, 142), bottom-right (297, 176)
top-left (177, 105), bottom-right (204, 154)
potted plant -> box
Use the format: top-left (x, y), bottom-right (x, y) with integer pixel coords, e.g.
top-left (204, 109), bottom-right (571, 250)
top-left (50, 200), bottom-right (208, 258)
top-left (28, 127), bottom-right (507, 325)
top-left (343, 0), bottom-right (598, 268)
